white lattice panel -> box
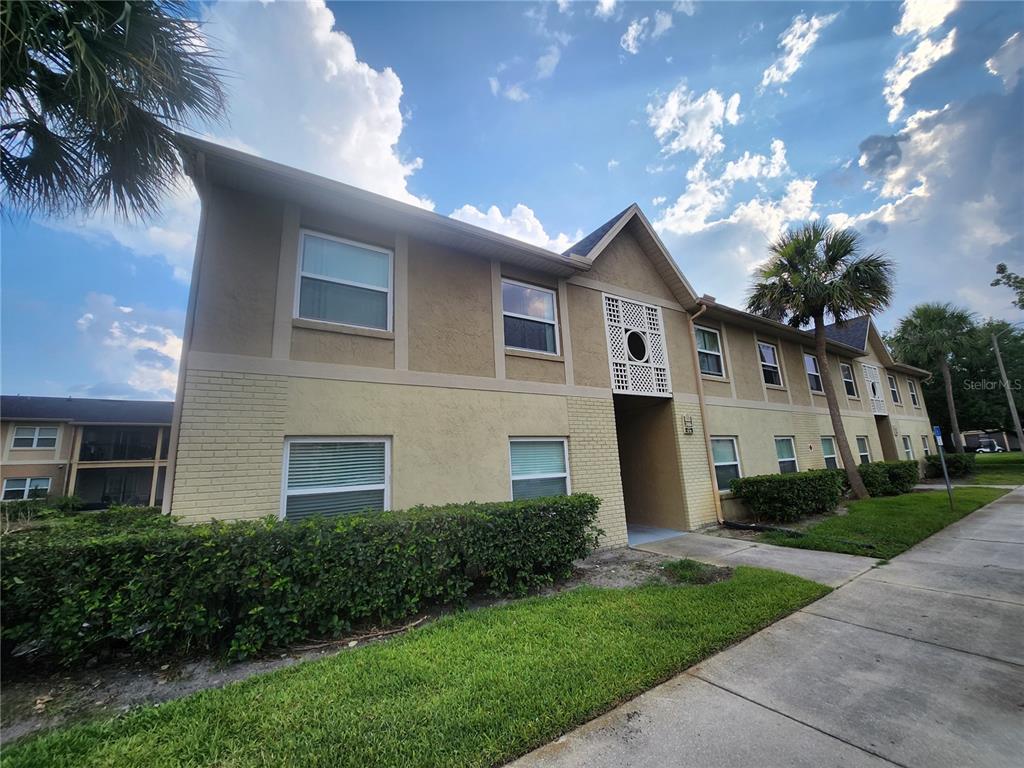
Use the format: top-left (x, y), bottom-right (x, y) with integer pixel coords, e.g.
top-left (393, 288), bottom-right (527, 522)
top-left (603, 294), bottom-right (672, 397)
top-left (862, 364), bottom-right (887, 415)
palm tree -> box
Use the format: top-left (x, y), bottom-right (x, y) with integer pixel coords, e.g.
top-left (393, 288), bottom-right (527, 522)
top-left (748, 222), bottom-right (894, 499)
top-left (1, 0), bottom-right (225, 219)
top-left (889, 303), bottom-right (976, 453)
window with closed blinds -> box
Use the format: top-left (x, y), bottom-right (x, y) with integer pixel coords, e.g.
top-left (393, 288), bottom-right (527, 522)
top-left (297, 231), bottom-right (392, 330)
top-left (283, 439), bottom-right (389, 521)
top-left (509, 439), bottom-right (569, 500)
top-left (775, 437), bottom-right (799, 473)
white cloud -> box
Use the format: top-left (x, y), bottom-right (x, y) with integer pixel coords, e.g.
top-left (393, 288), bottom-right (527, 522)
top-left (673, 1), bottom-right (696, 17)
top-left (556, 0), bottom-right (572, 14)
top-left (536, 45), bottom-right (562, 79)
top-left (503, 83), bottom-right (530, 102)
top-left (647, 84), bottom-right (741, 158)
top-left (883, 28), bottom-right (957, 122)
top-left (53, 0), bottom-right (433, 284)
top-left (74, 293), bottom-right (184, 399)
top-left (652, 196), bottom-right (667, 206)
top-left (607, 159), bottom-right (620, 170)
top-left (727, 178), bottom-right (817, 240)
top-left (721, 138), bottom-right (788, 182)
top-left (652, 10), bottom-right (674, 39)
top-left (449, 204), bottom-right (582, 252)
top-left (760, 13), bottom-right (838, 91)
top-left (595, 0), bottom-right (617, 20)
top-left (987, 32), bottom-right (1024, 91)
top-left (488, 76), bottom-right (500, 95)
top-left (620, 17), bottom-right (649, 55)
top-left (893, 0), bottom-right (958, 38)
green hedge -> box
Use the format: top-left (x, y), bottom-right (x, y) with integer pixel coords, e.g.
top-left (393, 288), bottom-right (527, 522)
top-left (857, 460), bottom-right (921, 496)
top-left (924, 452), bottom-right (976, 478)
top-left (1, 495), bottom-right (601, 664)
top-left (730, 470), bottom-right (846, 523)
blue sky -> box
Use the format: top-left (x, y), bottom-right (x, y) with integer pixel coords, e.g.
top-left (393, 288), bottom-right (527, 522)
top-left (2, 0), bottom-right (1022, 400)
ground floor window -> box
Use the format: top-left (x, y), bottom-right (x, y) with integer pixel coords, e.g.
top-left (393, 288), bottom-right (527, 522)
top-left (856, 436), bottom-right (871, 465)
top-left (75, 467), bottom-right (156, 508)
top-left (283, 438), bottom-right (389, 521)
top-left (902, 435), bottom-right (915, 460)
top-left (775, 437), bottom-right (799, 473)
top-left (922, 435), bottom-right (931, 456)
top-left (509, 438), bottom-right (569, 500)
top-left (710, 437), bottom-right (741, 490)
top-left (820, 436), bottom-right (839, 469)
top-left (2, 477), bottom-right (51, 500)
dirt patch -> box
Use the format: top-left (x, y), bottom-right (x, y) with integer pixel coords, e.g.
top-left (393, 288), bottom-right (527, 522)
top-left (663, 559), bottom-right (733, 585)
top-left (702, 506), bottom-right (851, 543)
top-left (0, 547), bottom-right (676, 745)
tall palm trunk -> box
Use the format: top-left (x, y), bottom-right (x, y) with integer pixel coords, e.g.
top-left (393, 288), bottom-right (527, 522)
top-left (940, 359), bottom-right (964, 452)
top-left (814, 317), bottom-right (870, 499)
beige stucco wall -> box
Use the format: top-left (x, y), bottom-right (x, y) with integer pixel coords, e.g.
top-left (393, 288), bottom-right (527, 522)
top-left (586, 230), bottom-right (677, 302)
top-left (566, 283), bottom-right (611, 389)
top-left (1, 421), bottom-right (72, 496)
top-left (290, 327), bottom-right (394, 368)
top-left (505, 354), bottom-right (566, 384)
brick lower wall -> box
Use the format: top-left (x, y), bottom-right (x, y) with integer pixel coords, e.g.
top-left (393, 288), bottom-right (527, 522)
top-left (567, 396), bottom-right (628, 548)
top-left (670, 401), bottom-right (718, 528)
top-left (170, 370), bottom-right (288, 522)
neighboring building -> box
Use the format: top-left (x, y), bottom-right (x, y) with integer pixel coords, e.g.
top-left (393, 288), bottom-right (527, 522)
top-left (164, 137), bottom-right (933, 545)
top-left (1, 396), bottom-right (173, 507)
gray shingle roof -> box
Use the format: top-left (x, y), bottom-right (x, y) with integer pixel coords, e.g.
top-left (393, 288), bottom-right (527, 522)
top-left (0, 396), bottom-right (173, 424)
top-left (562, 205), bottom-right (635, 257)
top-left (823, 315), bottom-right (870, 352)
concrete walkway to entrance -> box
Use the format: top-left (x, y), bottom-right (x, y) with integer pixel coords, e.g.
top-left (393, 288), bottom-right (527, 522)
top-left (632, 529), bottom-right (877, 587)
top-left (510, 488), bottom-right (1024, 768)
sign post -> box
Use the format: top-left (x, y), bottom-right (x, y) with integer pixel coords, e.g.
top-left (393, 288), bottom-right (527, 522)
top-left (933, 426), bottom-right (954, 512)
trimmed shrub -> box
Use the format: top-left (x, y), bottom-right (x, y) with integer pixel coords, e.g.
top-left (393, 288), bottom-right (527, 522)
top-left (730, 470), bottom-right (846, 523)
top-left (0, 495), bottom-right (600, 664)
top-left (924, 452), bottom-right (976, 478)
top-left (856, 460), bottom-right (920, 496)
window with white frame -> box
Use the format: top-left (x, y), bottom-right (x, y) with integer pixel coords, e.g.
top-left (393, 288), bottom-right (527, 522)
top-left (804, 354), bottom-right (823, 393)
top-left (282, 438), bottom-right (389, 521)
top-left (757, 342), bottom-right (782, 386)
top-left (11, 426), bottom-right (58, 449)
top-left (710, 437), bottom-right (741, 491)
top-left (856, 436), bottom-right (871, 465)
top-left (775, 437), bottom-right (799, 473)
top-left (296, 231), bottom-right (392, 330)
top-left (840, 363), bottom-right (858, 398)
top-left (921, 435), bottom-right (931, 456)
top-left (902, 435), bottom-right (915, 460)
top-left (888, 374), bottom-right (902, 404)
top-left (820, 436), bottom-right (839, 470)
top-left (695, 326), bottom-right (724, 377)
top-left (908, 379), bottom-right (920, 407)
top-left (509, 439), bottom-right (569, 500)
top-left (2, 477), bottom-right (51, 501)
top-left (502, 279), bottom-right (558, 354)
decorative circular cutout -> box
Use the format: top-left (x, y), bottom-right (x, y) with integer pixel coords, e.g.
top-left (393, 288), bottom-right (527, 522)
top-left (626, 329), bottom-right (649, 362)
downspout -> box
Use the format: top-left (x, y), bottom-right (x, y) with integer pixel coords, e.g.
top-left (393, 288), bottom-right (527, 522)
top-left (161, 147), bottom-right (210, 517)
top-left (687, 300), bottom-right (724, 525)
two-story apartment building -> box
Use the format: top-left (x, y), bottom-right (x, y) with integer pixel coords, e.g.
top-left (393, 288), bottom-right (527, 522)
top-left (1, 396), bottom-right (173, 507)
top-left (164, 137), bottom-right (932, 546)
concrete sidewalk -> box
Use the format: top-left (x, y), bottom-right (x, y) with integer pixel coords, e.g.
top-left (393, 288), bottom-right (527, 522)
top-left (510, 488), bottom-right (1024, 768)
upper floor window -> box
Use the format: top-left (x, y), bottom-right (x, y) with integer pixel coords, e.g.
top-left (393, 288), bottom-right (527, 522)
top-left (840, 363), bottom-right (858, 398)
top-left (283, 438), bottom-right (389, 521)
top-left (297, 231), bottom-right (392, 331)
top-left (757, 342), bottom-right (782, 386)
top-left (11, 426), bottom-right (57, 449)
top-left (695, 327), bottom-right (724, 377)
top-left (502, 279), bottom-right (558, 354)
top-left (804, 354), bottom-right (823, 393)
top-left (79, 426), bottom-right (159, 462)
top-left (908, 379), bottom-right (920, 407)
top-left (887, 374), bottom-right (902, 404)
top-left (775, 437), bottom-right (799, 473)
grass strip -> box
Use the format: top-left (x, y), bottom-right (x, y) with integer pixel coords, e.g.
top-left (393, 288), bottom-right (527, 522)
top-left (3, 567), bottom-right (827, 768)
top-left (761, 487), bottom-right (1009, 560)
top-left (969, 452), bottom-right (1024, 486)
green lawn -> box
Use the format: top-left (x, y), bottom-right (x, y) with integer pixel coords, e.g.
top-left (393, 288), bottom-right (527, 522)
top-left (761, 487), bottom-right (1009, 560)
top-left (3, 567), bottom-right (827, 768)
top-left (969, 451), bottom-right (1024, 485)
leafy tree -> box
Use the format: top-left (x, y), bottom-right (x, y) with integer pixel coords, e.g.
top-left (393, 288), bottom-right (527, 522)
top-left (748, 222), bottom-right (894, 499)
top-left (991, 264), bottom-right (1024, 310)
top-left (889, 304), bottom-right (976, 452)
top-left (1, 0), bottom-right (225, 219)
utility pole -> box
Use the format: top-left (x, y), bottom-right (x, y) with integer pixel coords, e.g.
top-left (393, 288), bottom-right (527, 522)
top-left (993, 329), bottom-right (1024, 452)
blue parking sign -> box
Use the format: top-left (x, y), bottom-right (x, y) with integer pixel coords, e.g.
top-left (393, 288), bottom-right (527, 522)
top-left (933, 426), bottom-right (943, 439)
